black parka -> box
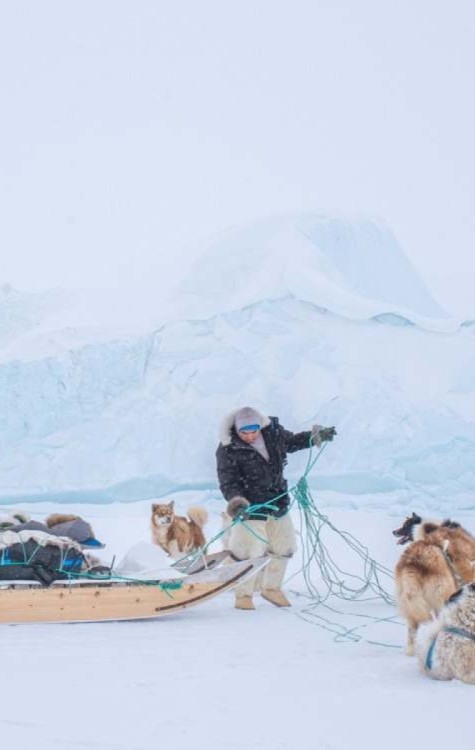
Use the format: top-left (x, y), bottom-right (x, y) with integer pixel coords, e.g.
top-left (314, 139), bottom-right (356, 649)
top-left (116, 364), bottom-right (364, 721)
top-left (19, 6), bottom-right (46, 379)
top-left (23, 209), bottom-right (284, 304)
top-left (216, 416), bottom-right (313, 519)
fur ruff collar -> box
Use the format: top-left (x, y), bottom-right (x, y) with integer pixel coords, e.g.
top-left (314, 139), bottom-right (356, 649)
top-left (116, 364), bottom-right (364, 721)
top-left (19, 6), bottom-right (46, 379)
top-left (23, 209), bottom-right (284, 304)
top-left (219, 408), bottom-right (271, 446)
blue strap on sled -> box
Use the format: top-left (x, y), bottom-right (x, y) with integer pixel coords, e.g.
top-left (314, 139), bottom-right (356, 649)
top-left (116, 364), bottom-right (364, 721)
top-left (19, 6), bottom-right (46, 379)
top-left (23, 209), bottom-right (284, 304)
top-left (81, 537), bottom-right (105, 549)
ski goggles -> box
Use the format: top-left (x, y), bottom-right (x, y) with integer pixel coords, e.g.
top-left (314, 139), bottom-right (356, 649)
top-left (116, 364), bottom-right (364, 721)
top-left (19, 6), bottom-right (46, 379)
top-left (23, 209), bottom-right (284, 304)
top-left (238, 424), bottom-right (261, 433)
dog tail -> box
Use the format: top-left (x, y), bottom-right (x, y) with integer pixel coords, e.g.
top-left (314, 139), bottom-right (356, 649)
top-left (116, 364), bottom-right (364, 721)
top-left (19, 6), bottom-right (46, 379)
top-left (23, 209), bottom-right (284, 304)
top-left (46, 513), bottom-right (80, 528)
top-left (187, 506), bottom-right (208, 528)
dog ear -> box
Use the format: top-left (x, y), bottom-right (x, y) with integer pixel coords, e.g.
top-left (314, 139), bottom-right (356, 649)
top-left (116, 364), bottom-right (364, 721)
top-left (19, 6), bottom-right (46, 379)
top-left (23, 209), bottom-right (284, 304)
top-left (168, 500), bottom-right (175, 510)
top-left (152, 503), bottom-right (158, 511)
top-left (442, 519), bottom-right (460, 529)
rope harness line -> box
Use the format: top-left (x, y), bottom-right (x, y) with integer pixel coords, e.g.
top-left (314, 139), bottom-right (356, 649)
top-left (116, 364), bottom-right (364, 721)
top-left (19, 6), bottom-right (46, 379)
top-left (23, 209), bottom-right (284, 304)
top-left (441, 545), bottom-right (465, 588)
top-left (175, 438), bottom-right (403, 646)
top-left (288, 472), bottom-right (402, 646)
top-left (281, 444), bottom-right (401, 647)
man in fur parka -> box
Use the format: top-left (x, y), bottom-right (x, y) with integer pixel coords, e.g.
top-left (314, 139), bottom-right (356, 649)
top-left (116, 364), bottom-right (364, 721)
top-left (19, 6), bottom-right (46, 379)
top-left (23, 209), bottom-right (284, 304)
top-left (216, 406), bottom-right (336, 610)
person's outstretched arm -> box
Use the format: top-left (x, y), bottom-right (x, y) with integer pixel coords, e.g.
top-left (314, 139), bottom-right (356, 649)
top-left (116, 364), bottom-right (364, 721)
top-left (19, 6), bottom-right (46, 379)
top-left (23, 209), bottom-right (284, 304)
top-left (282, 424), bottom-right (337, 453)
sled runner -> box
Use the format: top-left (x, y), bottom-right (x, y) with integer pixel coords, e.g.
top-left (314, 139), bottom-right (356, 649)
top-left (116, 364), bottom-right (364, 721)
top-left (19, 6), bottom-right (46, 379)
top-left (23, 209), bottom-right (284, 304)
top-left (0, 557), bottom-right (267, 625)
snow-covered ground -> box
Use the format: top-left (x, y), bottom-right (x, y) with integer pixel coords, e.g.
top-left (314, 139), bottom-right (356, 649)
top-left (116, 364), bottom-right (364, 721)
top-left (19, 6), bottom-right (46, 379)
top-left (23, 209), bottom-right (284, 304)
top-left (1, 494), bottom-right (474, 750)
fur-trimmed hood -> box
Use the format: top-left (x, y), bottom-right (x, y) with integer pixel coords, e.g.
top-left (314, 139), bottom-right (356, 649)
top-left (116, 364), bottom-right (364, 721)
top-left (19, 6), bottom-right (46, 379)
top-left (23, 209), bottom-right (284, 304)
top-left (219, 407), bottom-right (271, 446)
top-left (216, 411), bottom-right (313, 517)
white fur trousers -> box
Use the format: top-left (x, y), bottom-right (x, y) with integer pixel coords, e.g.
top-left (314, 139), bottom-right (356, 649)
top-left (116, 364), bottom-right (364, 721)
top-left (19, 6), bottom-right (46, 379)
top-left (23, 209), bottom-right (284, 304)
top-left (228, 514), bottom-right (297, 597)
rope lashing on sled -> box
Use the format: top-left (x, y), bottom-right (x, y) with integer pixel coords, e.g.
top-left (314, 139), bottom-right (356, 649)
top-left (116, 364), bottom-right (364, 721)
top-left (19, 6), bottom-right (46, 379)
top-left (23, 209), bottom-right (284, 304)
top-left (0, 535), bottom-right (83, 573)
top-left (0, 538), bottom-right (185, 598)
top-left (0, 560), bottom-right (185, 598)
top-left (58, 568), bottom-right (185, 598)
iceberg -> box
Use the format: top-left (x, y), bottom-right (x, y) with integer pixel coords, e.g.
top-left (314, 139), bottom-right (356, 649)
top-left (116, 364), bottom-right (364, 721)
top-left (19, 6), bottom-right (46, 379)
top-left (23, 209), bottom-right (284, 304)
top-left (178, 214), bottom-right (451, 330)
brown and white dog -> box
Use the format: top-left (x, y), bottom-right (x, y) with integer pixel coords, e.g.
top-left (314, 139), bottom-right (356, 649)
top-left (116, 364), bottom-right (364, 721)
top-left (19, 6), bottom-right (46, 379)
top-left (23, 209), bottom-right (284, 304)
top-left (418, 583), bottom-right (475, 684)
top-left (393, 513), bottom-right (475, 655)
top-left (150, 501), bottom-right (208, 559)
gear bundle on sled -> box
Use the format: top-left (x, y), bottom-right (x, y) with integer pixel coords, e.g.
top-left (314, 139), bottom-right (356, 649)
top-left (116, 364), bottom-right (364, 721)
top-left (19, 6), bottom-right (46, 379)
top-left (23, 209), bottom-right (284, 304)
top-left (0, 533), bottom-right (266, 625)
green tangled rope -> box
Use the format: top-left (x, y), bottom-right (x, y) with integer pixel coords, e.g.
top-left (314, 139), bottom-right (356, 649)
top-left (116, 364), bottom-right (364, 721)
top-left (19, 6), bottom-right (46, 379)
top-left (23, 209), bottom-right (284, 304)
top-left (290, 475), bottom-right (394, 606)
top-left (285, 443), bottom-right (402, 646)
top-left (174, 436), bottom-right (401, 645)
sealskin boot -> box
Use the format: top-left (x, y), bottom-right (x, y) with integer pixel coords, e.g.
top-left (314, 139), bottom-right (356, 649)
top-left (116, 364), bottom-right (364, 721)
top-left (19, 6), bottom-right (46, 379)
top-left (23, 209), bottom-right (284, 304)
top-left (261, 589), bottom-right (291, 607)
top-left (235, 595), bottom-right (255, 610)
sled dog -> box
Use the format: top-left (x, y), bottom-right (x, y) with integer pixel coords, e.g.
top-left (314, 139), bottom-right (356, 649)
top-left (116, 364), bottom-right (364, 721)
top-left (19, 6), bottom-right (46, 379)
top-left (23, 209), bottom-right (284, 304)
top-left (150, 501), bottom-right (208, 559)
top-left (393, 513), bottom-right (475, 655)
top-left (418, 583), bottom-right (475, 684)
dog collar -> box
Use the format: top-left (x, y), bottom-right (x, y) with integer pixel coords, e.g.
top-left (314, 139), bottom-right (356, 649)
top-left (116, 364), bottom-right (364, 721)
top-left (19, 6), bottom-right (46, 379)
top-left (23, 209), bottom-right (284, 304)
top-left (443, 625), bottom-right (475, 642)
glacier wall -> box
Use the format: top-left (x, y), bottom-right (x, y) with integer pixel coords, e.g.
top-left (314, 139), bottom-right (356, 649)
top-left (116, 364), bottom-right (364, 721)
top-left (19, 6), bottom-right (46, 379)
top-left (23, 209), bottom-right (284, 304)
top-left (0, 215), bottom-right (473, 510)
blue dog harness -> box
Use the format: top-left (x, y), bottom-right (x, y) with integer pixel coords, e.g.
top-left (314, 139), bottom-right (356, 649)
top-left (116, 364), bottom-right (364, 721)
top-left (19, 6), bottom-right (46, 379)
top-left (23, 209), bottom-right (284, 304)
top-left (425, 626), bottom-right (475, 671)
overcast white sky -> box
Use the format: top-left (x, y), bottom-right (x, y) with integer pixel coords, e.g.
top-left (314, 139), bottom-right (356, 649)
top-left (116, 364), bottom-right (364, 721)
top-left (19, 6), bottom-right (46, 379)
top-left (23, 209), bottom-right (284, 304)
top-left (0, 0), bottom-right (474, 317)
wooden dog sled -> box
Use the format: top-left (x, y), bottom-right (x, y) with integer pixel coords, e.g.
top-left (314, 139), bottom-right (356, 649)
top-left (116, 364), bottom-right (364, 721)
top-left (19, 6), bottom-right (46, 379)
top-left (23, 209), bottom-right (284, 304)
top-left (0, 557), bottom-right (267, 625)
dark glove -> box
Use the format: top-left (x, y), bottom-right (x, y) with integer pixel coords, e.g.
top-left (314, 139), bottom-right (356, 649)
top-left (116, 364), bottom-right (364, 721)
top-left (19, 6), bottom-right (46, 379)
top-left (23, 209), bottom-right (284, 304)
top-left (319, 426), bottom-right (337, 442)
top-left (227, 496), bottom-right (250, 520)
top-left (312, 425), bottom-right (337, 447)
